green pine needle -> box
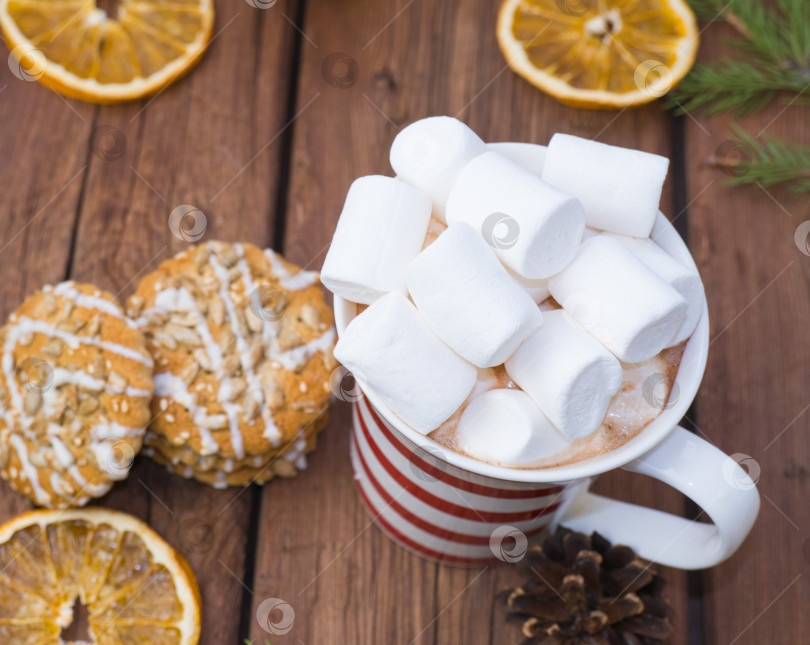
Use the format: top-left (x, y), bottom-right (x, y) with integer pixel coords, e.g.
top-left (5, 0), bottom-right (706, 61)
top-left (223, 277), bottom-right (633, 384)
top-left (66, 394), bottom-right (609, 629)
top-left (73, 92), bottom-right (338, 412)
top-left (668, 0), bottom-right (810, 116)
top-left (711, 125), bottom-right (810, 193)
top-left (669, 60), bottom-right (791, 116)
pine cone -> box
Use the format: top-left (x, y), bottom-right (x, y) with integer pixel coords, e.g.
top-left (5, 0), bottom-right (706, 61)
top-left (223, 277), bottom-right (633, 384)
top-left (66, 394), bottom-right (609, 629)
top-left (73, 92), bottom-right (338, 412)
top-left (497, 527), bottom-right (674, 645)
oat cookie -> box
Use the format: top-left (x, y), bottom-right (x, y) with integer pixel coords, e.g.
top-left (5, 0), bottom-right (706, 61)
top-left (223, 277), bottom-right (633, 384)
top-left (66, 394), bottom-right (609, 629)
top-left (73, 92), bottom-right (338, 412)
top-left (128, 241), bottom-right (336, 487)
top-left (0, 282), bottom-right (154, 508)
top-left (145, 418), bottom-right (324, 488)
top-left (142, 406), bottom-right (326, 475)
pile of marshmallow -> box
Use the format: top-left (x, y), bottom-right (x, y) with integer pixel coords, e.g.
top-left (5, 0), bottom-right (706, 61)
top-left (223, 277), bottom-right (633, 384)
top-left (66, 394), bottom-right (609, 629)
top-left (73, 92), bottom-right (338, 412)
top-left (323, 117), bottom-right (704, 467)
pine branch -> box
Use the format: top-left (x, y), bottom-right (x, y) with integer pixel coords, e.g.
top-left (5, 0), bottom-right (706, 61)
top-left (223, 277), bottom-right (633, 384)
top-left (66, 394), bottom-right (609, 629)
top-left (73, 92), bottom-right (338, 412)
top-left (669, 0), bottom-right (810, 115)
top-left (709, 126), bottom-right (810, 193)
top-left (670, 60), bottom-right (791, 116)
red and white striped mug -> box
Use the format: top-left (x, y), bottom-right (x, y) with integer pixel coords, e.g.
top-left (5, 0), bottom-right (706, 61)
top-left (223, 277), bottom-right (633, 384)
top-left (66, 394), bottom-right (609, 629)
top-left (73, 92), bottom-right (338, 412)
top-left (334, 184), bottom-right (760, 569)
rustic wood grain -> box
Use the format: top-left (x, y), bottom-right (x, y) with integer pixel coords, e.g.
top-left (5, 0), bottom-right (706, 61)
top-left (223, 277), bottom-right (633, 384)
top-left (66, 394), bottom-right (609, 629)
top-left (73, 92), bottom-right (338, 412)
top-left (0, 45), bottom-right (95, 523)
top-left (42, 2), bottom-right (300, 644)
top-left (3, 1), bottom-right (802, 643)
top-left (248, 1), bottom-right (691, 644)
top-left (684, 22), bottom-right (810, 645)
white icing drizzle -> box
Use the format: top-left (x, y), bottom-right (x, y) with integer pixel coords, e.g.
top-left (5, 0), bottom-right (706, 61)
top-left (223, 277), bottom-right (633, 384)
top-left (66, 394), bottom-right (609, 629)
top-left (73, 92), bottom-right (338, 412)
top-left (50, 367), bottom-right (151, 398)
top-left (154, 286), bottom-right (195, 312)
top-left (209, 249), bottom-right (264, 455)
top-left (9, 435), bottom-right (50, 506)
top-left (95, 441), bottom-right (132, 481)
top-left (153, 372), bottom-right (219, 455)
top-left (0, 301), bottom-right (149, 504)
top-left (50, 282), bottom-right (138, 328)
top-left (283, 431), bottom-right (308, 470)
top-left (264, 249), bottom-right (320, 291)
top-left (141, 245), bottom-right (335, 464)
top-left (91, 422), bottom-right (144, 439)
top-left (154, 287), bottom-right (223, 372)
top-left (230, 244), bottom-right (280, 444)
top-left (50, 472), bottom-right (69, 497)
top-left (281, 271), bottom-right (320, 291)
top-left (65, 463), bottom-right (109, 497)
top-left (15, 317), bottom-right (153, 366)
top-left (224, 404), bottom-right (243, 459)
top-left (148, 283), bottom-right (232, 456)
top-left (49, 435), bottom-right (75, 468)
top-left (272, 327), bottom-right (337, 371)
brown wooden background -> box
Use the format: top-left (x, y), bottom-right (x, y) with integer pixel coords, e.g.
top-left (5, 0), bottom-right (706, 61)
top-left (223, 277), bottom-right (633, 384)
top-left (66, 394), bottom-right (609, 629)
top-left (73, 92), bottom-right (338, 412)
top-left (1, 0), bottom-right (808, 643)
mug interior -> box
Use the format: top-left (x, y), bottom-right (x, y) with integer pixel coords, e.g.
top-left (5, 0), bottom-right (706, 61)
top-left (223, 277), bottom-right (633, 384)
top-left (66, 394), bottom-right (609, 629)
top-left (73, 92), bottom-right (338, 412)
top-left (333, 148), bottom-right (709, 483)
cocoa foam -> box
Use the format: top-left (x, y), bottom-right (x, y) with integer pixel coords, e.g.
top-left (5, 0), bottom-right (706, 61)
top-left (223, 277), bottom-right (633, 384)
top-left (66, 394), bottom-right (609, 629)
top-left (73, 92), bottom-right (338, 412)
top-left (428, 329), bottom-right (685, 470)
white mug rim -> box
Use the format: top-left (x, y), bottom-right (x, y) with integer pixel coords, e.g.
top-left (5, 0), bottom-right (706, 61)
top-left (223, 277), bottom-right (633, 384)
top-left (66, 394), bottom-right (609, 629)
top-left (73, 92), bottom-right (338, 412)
top-left (333, 148), bottom-right (708, 483)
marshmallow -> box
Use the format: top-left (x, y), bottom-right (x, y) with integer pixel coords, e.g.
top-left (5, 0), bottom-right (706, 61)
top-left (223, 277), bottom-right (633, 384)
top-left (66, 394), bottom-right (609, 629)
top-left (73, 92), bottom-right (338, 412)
top-left (390, 116), bottom-right (487, 219)
top-left (507, 266), bottom-right (550, 304)
top-left (487, 142), bottom-right (547, 175)
top-left (321, 175), bottom-right (432, 305)
top-left (406, 223), bottom-right (544, 368)
top-left (505, 310), bottom-right (623, 438)
top-left (603, 233), bottom-right (705, 344)
top-left (334, 292), bottom-right (476, 434)
top-left (541, 134), bottom-right (669, 238)
top-left (456, 389), bottom-right (571, 466)
top-left (548, 236), bottom-right (688, 363)
top-left (446, 152), bottom-right (586, 279)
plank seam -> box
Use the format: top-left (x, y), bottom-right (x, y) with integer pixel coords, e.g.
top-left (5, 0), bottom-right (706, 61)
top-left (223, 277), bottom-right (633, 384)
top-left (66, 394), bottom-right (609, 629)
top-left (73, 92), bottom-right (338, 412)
top-left (670, 111), bottom-right (708, 645)
top-left (241, 0), bottom-right (310, 642)
top-left (64, 104), bottom-right (101, 280)
top-left (271, 0), bottom-right (310, 254)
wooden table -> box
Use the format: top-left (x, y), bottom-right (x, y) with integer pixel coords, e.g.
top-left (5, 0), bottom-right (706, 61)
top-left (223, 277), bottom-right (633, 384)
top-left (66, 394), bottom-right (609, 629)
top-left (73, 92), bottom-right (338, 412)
top-left (1, 1), bottom-right (807, 643)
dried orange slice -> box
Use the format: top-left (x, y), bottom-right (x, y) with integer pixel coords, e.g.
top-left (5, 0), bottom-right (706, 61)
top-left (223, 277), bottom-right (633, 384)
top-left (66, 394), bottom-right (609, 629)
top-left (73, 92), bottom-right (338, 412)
top-left (497, 0), bottom-right (698, 109)
top-left (0, 0), bottom-right (214, 103)
top-left (0, 508), bottom-right (201, 645)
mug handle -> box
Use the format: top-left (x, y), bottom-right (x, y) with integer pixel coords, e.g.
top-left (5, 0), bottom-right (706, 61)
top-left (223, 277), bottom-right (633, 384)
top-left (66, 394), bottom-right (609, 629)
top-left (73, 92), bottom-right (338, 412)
top-left (555, 426), bottom-right (760, 569)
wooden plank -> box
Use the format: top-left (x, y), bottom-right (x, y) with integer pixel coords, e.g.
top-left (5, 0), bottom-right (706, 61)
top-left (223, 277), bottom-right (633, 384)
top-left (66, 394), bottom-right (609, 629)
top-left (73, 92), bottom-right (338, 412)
top-left (0, 57), bottom-right (95, 521)
top-left (251, 0), bottom-right (692, 643)
top-left (64, 2), bottom-right (300, 643)
top-left (684, 23), bottom-right (810, 645)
